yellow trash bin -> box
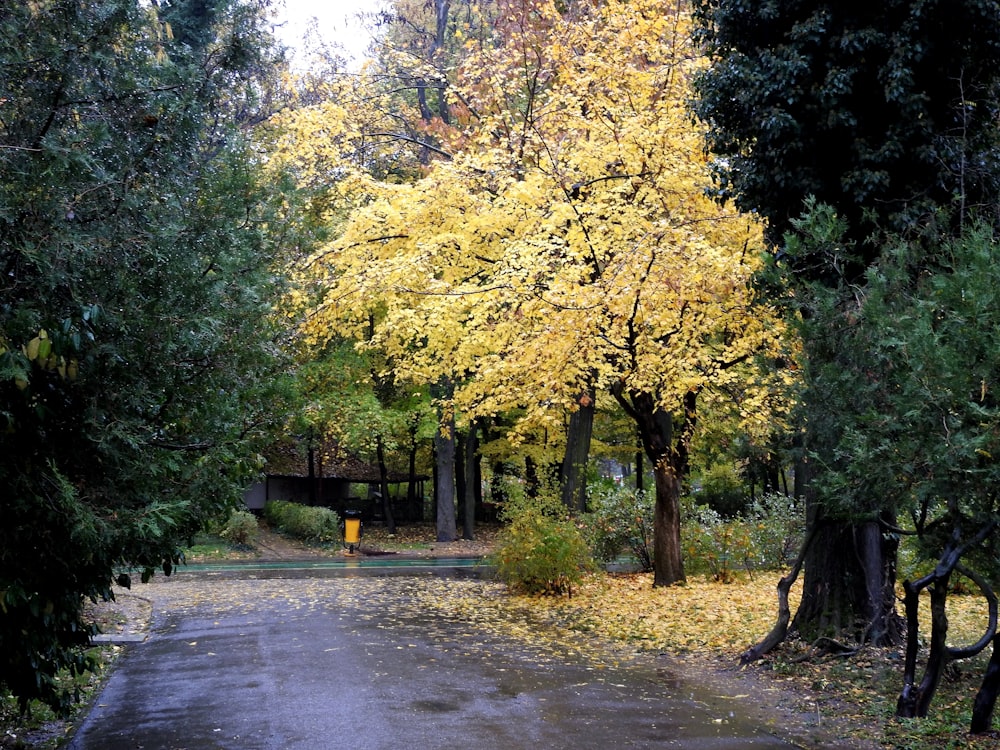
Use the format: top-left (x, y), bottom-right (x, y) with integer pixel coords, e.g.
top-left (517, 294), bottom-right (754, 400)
top-left (342, 510), bottom-right (363, 555)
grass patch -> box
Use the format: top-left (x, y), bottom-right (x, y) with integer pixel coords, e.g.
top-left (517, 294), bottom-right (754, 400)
top-left (182, 533), bottom-right (255, 562)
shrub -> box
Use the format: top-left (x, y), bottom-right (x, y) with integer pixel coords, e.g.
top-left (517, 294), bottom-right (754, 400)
top-left (491, 492), bottom-right (594, 595)
top-left (219, 509), bottom-right (260, 547)
top-left (683, 503), bottom-right (755, 583)
top-left (263, 500), bottom-right (340, 543)
top-left (695, 461), bottom-right (749, 517)
top-left (584, 485), bottom-right (654, 572)
top-left (682, 492), bottom-right (805, 582)
top-left (743, 493), bottom-right (804, 569)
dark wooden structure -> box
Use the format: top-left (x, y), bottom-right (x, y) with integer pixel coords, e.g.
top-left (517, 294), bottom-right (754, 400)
top-left (243, 438), bottom-right (427, 524)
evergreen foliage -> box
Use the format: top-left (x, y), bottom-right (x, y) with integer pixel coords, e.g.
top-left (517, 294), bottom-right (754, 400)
top-left (807, 220), bottom-right (1000, 578)
top-left (797, 217), bottom-right (1000, 728)
top-left (693, 0), bottom-right (1000, 650)
top-left (0, 0), bottom-right (289, 712)
top-left (693, 0), bottom-right (1000, 277)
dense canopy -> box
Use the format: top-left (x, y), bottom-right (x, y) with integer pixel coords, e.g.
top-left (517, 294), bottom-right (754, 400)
top-left (0, 0), bottom-right (290, 710)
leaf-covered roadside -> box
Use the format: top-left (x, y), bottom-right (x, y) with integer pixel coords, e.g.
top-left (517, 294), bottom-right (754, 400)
top-left (509, 573), bottom-right (994, 749)
top-left (5, 531), bottom-right (993, 749)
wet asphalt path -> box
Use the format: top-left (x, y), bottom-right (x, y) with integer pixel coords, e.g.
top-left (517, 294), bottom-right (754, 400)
top-left (68, 568), bottom-right (797, 750)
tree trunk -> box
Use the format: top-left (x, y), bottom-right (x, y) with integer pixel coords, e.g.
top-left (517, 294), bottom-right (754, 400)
top-left (650, 456), bottom-right (685, 586)
top-left (414, 0), bottom-right (451, 157)
top-left (524, 455), bottom-right (539, 498)
top-left (455, 430), bottom-right (466, 527)
top-left (432, 381), bottom-right (457, 542)
top-left (307, 443), bottom-right (316, 505)
top-left (560, 390), bottom-right (595, 512)
top-left (470, 420), bottom-right (485, 522)
top-left (406, 433), bottom-right (420, 521)
top-left (431, 443), bottom-right (438, 523)
top-left (612, 386), bottom-right (696, 587)
top-left (490, 460), bottom-right (508, 506)
top-left (741, 523), bottom-right (816, 664)
top-left (792, 447), bottom-right (898, 644)
top-left (792, 513), bottom-right (901, 646)
top-left (744, 447), bottom-right (902, 663)
top-left (434, 425), bottom-right (456, 541)
top-left (462, 421), bottom-right (478, 540)
top-left (375, 437), bottom-right (396, 535)
top-left (972, 637), bottom-right (1000, 734)
top-left (911, 576), bottom-right (950, 718)
top-left (635, 433), bottom-right (644, 493)
top-left (896, 529), bottom-right (997, 726)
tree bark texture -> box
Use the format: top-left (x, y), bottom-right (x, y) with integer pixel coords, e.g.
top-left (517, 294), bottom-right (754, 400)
top-left (560, 390), bottom-right (595, 513)
top-left (634, 437), bottom-right (644, 493)
top-left (432, 380), bottom-right (457, 542)
top-left (434, 422), bottom-right (457, 542)
top-left (972, 637), bottom-right (1000, 734)
top-left (650, 458), bottom-right (685, 586)
top-left (792, 513), bottom-right (902, 646)
top-left (455, 430), bottom-right (466, 525)
top-left (897, 576), bottom-right (950, 718)
top-left (462, 421), bottom-right (478, 540)
top-left (375, 437), bottom-right (396, 535)
top-left (741, 523), bottom-right (817, 664)
top-left (896, 536), bottom-right (998, 728)
top-left (406, 432), bottom-right (421, 521)
top-left (611, 386), bottom-right (697, 587)
top-left (415, 0), bottom-right (451, 140)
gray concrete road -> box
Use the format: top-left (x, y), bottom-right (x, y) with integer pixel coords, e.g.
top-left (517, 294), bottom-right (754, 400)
top-left (68, 570), bottom-right (800, 749)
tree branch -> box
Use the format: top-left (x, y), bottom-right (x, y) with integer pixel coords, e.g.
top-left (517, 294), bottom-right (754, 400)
top-left (364, 131), bottom-right (453, 159)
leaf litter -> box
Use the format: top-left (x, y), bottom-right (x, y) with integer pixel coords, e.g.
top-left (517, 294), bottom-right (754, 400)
top-left (76, 526), bottom-right (998, 749)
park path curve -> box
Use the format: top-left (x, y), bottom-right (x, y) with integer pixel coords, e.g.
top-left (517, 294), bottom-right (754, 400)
top-left (68, 570), bottom-right (812, 750)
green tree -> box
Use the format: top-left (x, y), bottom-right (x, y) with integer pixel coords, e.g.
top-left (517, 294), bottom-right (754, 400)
top-left (693, 0), bottom-right (1000, 648)
top-left (292, 339), bottom-right (437, 531)
top-left (693, 0), bottom-right (1000, 274)
top-left (790, 220), bottom-right (1000, 732)
top-left (0, 0), bottom-right (288, 712)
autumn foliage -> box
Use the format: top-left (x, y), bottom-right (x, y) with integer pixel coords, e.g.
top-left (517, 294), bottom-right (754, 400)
top-left (268, 0), bottom-right (792, 585)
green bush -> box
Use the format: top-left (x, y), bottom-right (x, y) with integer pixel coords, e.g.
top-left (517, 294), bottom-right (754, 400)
top-left (682, 492), bottom-right (804, 582)
top-left (219, 509), bottom-right (260, 547)
top-left (263, 500), bottom-right (340, 543)
top-left (743, 493), bottom-right (804, 569)
top-left (491, 492), bottom-right (593, 595)
top-left (584, 485), bottom-right (654, 571)
top-left (696, 461), bottom-right (749, 517)
top-left (683, 503), bottom-right (755, 583)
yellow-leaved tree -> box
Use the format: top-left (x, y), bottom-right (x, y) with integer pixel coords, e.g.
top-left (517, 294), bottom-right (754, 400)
top-left (297, 0), bottom-right (792, 585)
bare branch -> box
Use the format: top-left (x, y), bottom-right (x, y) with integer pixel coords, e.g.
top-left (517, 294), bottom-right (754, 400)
top-left (364, 131), bottom-right (453, 159)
